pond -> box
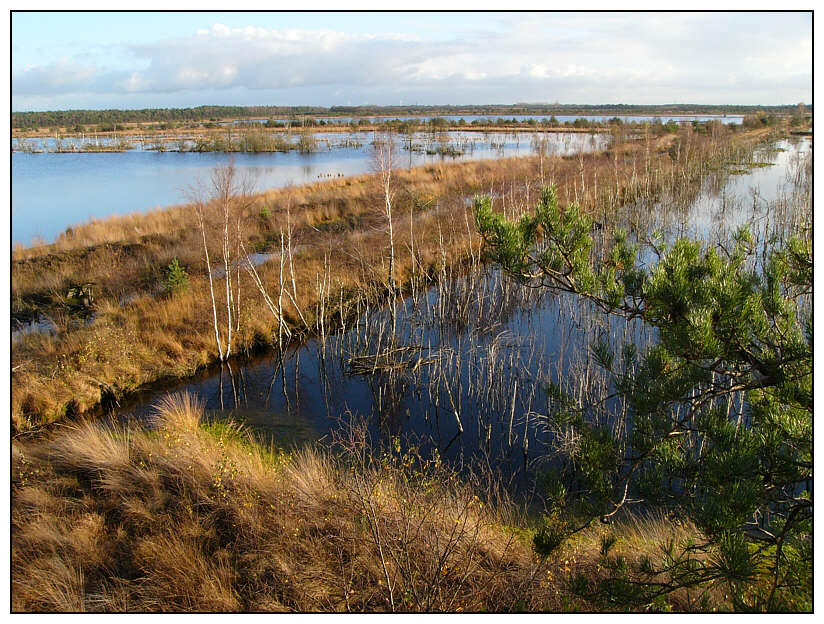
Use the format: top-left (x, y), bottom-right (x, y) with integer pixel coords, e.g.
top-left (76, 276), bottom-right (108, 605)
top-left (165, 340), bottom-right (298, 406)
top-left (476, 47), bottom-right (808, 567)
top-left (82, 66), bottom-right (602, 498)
top-left (115, 136), bottom-right (810, 487)
top-left (12, 130), bottom-right (605, 246)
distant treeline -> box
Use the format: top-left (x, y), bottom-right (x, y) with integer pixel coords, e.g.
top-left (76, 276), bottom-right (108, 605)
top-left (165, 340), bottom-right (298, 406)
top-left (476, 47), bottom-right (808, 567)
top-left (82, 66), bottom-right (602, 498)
top-left (11, 105), bottom-right (325, 129)
top-left (12, 103), bottom-right (808, 129)
top-left (327, 103), bottom-right (804, 116)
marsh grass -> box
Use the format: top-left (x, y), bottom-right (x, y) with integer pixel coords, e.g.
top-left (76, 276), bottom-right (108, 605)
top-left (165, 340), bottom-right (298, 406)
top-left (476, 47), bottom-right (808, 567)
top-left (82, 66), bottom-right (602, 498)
top-left (13, 392), bottom-right (742, 612)
top-left (12, 393), bottom-right (547, 612)
top-left (10, 125), bottom-right (806, 613)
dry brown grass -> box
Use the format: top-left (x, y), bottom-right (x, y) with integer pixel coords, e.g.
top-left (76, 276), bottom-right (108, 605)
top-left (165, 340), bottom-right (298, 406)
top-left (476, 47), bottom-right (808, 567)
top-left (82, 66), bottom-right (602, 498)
top-left (11, 393), bottom-right (730, 613)
top-left (12, 393), bottom-right (557, 613)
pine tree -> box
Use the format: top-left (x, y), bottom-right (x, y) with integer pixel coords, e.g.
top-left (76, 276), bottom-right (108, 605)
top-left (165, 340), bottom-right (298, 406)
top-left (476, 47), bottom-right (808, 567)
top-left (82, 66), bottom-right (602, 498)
top-left (475, 186), bottom-right (812, 611)
top-left (165, 257), bottom-right (190, 295)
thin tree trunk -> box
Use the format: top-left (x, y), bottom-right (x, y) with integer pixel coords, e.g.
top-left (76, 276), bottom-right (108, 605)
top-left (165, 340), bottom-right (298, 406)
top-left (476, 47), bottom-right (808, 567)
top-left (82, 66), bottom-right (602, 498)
top-left (223, 195), bottom-right (233, 360)
top-left (196, 204), bottom-right (225, 361)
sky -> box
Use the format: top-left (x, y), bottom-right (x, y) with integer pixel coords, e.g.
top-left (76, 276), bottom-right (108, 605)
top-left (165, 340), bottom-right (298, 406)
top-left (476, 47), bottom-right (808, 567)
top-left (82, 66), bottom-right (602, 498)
top-left (10, 10), bottom-right (813, 111)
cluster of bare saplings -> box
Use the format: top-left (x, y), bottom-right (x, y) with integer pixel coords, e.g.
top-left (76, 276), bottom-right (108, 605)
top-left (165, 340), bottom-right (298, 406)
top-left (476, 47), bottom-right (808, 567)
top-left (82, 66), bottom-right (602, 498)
top-left (11, 123), bottom-right (781, 430)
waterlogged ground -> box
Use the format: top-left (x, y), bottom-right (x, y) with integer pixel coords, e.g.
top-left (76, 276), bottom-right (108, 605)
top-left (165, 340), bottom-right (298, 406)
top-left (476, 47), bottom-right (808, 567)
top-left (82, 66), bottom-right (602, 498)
top-left (116, 137), bottom-right (810, 485)
top-left (647, 138), bottom-right (811, 244)
top-left (12, 131), bottom-right (605, 245)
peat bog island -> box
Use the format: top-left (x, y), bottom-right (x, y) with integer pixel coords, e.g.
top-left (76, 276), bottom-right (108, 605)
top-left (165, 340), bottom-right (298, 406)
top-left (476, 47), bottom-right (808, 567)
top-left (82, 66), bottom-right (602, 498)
top-left (10, 10), bottom-right (813, 613)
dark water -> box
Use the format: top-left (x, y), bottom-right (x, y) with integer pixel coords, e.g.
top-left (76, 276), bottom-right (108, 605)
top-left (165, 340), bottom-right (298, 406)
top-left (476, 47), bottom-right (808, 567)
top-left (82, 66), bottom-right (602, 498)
top-left (12, 131), bottom-right (604, 246)
top-left (121, 268), bottom-right (651, 487)
top-left (116, 137), bottom-right (810, 485)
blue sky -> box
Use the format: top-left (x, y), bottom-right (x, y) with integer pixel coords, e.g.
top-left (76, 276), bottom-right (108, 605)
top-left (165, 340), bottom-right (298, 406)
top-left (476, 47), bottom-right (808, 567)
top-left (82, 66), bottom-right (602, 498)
top-left (12, 12), bottom-right (486, 67)
top-left (11, 11), bottom-right (813, 111)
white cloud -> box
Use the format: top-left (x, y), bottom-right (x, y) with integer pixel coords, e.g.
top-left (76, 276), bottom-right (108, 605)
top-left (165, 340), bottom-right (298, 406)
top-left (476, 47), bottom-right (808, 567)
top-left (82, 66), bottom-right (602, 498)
top-left (211, 23), bottom-right (231, 37)
top-left (13, 59), bottom-right (98, 96)
top-left (11, 13), bottom-right (812, 108)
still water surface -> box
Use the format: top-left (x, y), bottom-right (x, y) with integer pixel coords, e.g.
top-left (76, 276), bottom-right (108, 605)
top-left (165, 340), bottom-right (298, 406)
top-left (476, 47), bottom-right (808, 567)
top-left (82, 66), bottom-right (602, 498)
top-left (12, 131), bottom-right (604, 245)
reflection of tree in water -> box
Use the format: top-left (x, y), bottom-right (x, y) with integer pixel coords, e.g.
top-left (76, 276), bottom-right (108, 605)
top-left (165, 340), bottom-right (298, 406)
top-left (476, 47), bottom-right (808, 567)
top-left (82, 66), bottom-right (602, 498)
top-left (209, 355), bottom-right (321, 448)
top-left (368, 368), bottom-right (411, 441)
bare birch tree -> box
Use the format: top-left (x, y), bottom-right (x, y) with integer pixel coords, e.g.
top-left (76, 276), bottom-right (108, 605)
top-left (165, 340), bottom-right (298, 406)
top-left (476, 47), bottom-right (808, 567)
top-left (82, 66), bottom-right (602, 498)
top-left (193, 197), bottom-right (224, 361)
top-left (373, 132), bottom-right (396, 295)
top-left (373, 131), bottom-right (398, 340)
top-left (189, 159), bottom-right (254, 362)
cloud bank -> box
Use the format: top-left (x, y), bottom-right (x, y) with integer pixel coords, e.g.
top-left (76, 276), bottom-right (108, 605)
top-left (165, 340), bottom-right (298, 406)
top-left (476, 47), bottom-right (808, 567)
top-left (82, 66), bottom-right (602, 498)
top-left (12, 13), bottom-right (812, 109)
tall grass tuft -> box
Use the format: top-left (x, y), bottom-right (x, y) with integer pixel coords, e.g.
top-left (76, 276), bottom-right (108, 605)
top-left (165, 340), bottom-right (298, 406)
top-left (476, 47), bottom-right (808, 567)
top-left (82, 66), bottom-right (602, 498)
top-left (149, 391), bottom-right (204, 432)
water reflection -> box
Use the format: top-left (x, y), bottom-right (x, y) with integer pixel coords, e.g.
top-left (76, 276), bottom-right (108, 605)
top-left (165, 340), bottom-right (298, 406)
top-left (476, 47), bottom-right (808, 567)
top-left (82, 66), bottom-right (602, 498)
top-left (12, 131), bottom-right (604, 245)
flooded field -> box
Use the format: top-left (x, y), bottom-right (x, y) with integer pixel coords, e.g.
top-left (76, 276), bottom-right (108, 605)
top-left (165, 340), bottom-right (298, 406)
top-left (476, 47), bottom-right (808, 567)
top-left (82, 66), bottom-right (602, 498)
top-left (217, 113), bottom-right (745, 126)
top-left (114, 136), bottom-right (810, 486)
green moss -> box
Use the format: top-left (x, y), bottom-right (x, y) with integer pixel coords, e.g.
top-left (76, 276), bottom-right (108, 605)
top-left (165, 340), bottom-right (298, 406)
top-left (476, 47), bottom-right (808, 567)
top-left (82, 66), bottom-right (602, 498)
top-left (200, 421), bottom-right (289, 470)
top-left (500, 524), bottom-right (537, 546)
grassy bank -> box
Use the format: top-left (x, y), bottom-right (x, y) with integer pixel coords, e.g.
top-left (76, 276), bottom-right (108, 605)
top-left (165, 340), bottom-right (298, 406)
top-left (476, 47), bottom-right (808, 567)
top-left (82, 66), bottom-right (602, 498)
top-left (11, 125), bottom-right (779, 430)
top-left (12, 393), bottom-right (713, 612)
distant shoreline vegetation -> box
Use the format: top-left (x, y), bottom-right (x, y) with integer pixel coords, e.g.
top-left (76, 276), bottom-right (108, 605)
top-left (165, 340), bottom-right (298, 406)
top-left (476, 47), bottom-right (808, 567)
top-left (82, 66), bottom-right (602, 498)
top-left (11, 103), bottom-right (808, 130)
top-left (8, 117), bottom-right (772, 156)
